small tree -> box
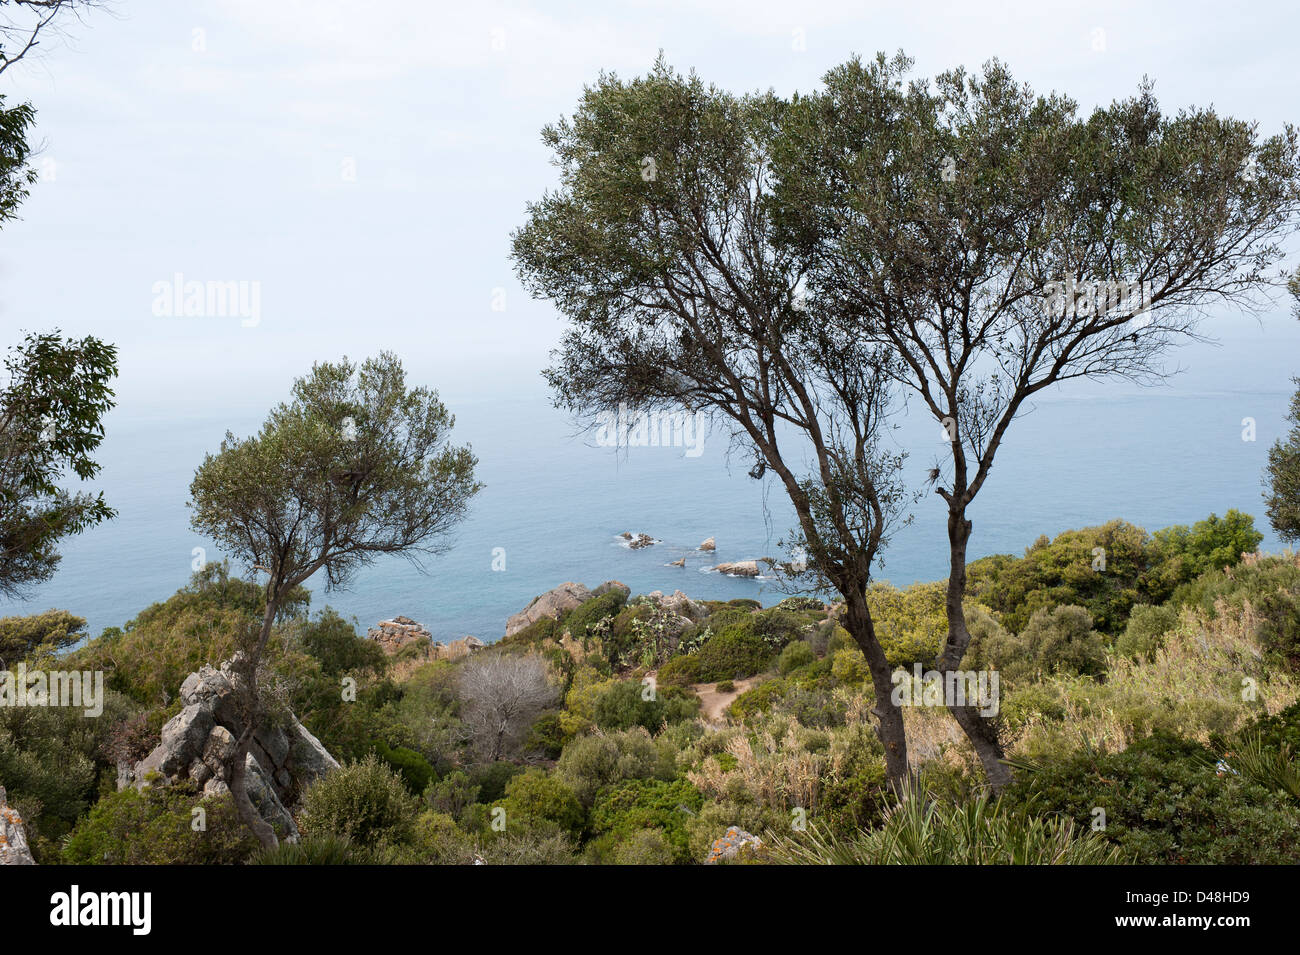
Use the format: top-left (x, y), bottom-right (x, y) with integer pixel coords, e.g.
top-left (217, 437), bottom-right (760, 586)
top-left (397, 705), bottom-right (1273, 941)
top-left (1264, 379), bottom-right (1300, 544)
top-left (458, 653), bottom-right (557, 762)
top-left (189, 352), bottom-right (481, 848)
top-left (0, 331), bottom-right (117, 598)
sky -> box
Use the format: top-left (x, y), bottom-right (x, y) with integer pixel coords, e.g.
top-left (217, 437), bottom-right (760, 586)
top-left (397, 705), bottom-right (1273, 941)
top-left (2, 0), bottom-right (1298, 423)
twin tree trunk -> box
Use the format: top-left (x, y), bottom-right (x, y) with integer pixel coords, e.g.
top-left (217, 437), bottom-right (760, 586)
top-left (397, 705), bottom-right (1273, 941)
top-left (228, 599), bottom-right (281, 851)
top-left (842, 588), bottom-right (910, 787)
top-left (939, 510), bottom-right (1013, 791)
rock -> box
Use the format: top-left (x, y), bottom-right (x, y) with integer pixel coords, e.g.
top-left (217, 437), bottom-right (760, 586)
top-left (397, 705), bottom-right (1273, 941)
top-left (628, 533), bottom-right (656, 549)
top-left (700, 537), bottom-right (716, 551)
top-left (134, 658), bottom-right (339, 837)
top-left (652, 590), bottom-right (707, 622)
top-left (367, 616), bottom-right (433, 656)
top-left (593, 580), bottom-right (631, 598)
top-left (505, 582), bottom-right (594, 637)
top-left (704, 825), bottom-right (762, 864)
top-left (669, 557), bottom-right (685, 567)
top-left (0, 785), bottom-right (35, 865)
top-left (432, 635), bottom-right (486, 662)
top-left (714, 560), bottom-right (760, 578)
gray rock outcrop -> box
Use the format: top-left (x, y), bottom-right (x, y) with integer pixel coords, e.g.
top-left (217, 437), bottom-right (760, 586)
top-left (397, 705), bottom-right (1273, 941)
top-left (505, 582), bottom-right (594, 636)
top-left (131, 656), bottom-right (339, 841)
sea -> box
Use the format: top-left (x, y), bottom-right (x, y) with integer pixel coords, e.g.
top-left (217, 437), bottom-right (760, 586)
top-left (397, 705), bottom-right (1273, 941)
top-left (4, 317), bottom-right (1298, 646)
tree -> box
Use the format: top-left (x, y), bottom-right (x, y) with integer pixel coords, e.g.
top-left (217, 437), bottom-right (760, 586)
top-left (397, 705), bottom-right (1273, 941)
top-left (511, 60), bottom-right (917, 786)
top-left (0, 331), bottom-right (117, 598)
top-left (770, 53), bottom-right (1300, 788)
top-left (458, 653), bottom-right (557, 761)
top-left (189, 352), bottom-right (481, 848)
top-left (1264, 380), bottom-right (1300, 544)
top-left (0, 1), bottom-right (99, 77)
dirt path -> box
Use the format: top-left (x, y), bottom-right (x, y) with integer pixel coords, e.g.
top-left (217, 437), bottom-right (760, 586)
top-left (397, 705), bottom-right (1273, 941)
top-left (691, 677), bottom-right (757, 724)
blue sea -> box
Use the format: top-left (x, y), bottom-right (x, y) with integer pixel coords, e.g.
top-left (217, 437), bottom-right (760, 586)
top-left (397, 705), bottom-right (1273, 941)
top-left (4, 319), bottom-right (1298, 645)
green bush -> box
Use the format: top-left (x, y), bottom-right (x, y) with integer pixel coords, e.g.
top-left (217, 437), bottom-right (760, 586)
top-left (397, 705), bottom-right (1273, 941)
top-left (299, 755), bottom-right (421, 848)
top-left (692, 623), bottom-right (774, 682)
top-left (1116, 604), bottom-right (1178, 661)
top-left (975, 605), bottom-right (1106, 685)
top-left (252, 833), bottom-right (364, 865)
top-left (555, 728), bottom-right (662, 806)
top-left (765, 791), bottom-right (1125, 865)
top-left (469, 760), bottom-right (524, 803)
top-left (778, 640), bottom-right (816, 674)
top-left (564, 591), bottom-right (627, 640)
top-left (425, 770), bottom-right (479, 821)
top-left (374, 740), bottom-right (435, 796)
top-left (593, 678), bottom-right (699, 733)
top-left (656, 653), bottom-right (702, 687)
top-left (1004, 732), bottom-right (1300, 864)
top-left (496, 768), bottom-right (585, 839)
top-left (62, 784), bottom-right (259, 864)
top-left (586, 777), bottom-right (704, 864)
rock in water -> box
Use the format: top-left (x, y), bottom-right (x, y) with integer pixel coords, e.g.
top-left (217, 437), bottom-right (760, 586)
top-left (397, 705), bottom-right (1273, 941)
top-left (505, 582), bottom-right (594, 637)
top-left (0, 786), bottom-right (35, 865)
top-left (699, 537), bottom-right (716, 551)
top-left (713, 560), bottom-right (760, 578)
top-left (669, 557), bottom-right (685, 567)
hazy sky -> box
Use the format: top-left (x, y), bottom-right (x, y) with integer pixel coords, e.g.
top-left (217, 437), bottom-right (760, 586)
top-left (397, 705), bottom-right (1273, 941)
top-left (2, 0), bottom-right (1298, 420)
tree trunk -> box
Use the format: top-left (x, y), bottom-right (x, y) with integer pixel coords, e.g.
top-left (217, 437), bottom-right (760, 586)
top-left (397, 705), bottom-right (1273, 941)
top-left (843, 586), bottom-right (909, 789)
top-left (937, 508), bottom-right (1013, 792)
top-left (228, 598), bottom-right (280, 851)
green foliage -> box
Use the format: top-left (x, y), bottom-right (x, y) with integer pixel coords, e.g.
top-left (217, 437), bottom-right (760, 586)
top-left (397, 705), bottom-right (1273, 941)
top-left (565, 591), bottom-right (627, 640)
top-left (62, 784), bottom-right (259, 865)
top-left (968, 515), bottom-right (1263, 636)
top-left (592, 678), bottom-right (699, 733)
top-left (0, 330), bottom-right (118, 598)
top-left (296, 608), bottom-right (386, 677)
top-left (374, 740), bottom-right (435, 797)
top-left (497, 768), bottom-right (585, 839)
top-left (299, 755), bottom-right (421, 848)
top-left (655, 652), bottom-right (701, 687)
top-left (0, 610), bottom-right (87, 661)
top-left (586, 777), bottom-right (704, 864)
top-left (555, 727), bottom-right (663, 806)
top-left (764, 791), bottom-right (1126, 865)
top-left (1004, 732), bottom-right (1300, 864)
top-left (468, 760), bottom-right (523, 803)
top-left (692, 622), bottom-right (774, 682)
top-left (778, 640), bottom-right (816, 674)
top-left (1264, 379), bottom-right (1300, 544)
top-left (252, 834), bottom-right (365, 865)
top-left (1116, 604), bottom-right (1178, 661)
top-left (1171, 553), bottom-right (1300, 672)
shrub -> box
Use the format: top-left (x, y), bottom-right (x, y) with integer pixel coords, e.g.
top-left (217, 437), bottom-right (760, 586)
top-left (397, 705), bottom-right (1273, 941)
top-left (497, 768), bottom-right (585, 840)
top-left (656, 653), bottom-right (702, 688)
top-left (692, 623), bottom-right (774, 682)
top-left (374, 740), bottom-right (436, 797)
top-left (252, 834), bottom-right (364, 865)
top-left (299, 755), bottom-right (421, 848)
top-left (425, 770), bottom-right (479, 821)
top-left (62, 784), bottom-right (259, 864)
top-left (778, 640), bottom-right (816, 674)
top-left (715, 680), bottom-right (735, 693)
top-left (593, 678), bottom-right (699, 733)
top-left (764, 792), bottom-right (1125, 865)
top-left (468, 760), bottom-right (524, 803)
top-left (565, 591), bottom-right (627, 640)
top-left (978, 605), bottom-right (1106, 685)
top-left (611, 828), bottom-right (676, 865)
top-left (555, 728), bottom-right (661, 806)
top-left (830, 647), bottom-right (869, 684)
top-left (1004, 732), bottom-right (1300, 864)
top-left (1116, 604), bottom-right (1178, 661)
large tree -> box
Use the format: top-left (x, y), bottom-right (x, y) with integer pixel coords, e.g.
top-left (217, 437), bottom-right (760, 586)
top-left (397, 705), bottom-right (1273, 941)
top-left (0, 331), bottom-right (117, 598)
top-left (1264, 275), bottom-right (1300, 543)
top-left (512, 61), bottom-right (917, 785)
top-left (770, 54), bottom-right (1300, 788)
top-left (190, 352), bottom-right (481, 848)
